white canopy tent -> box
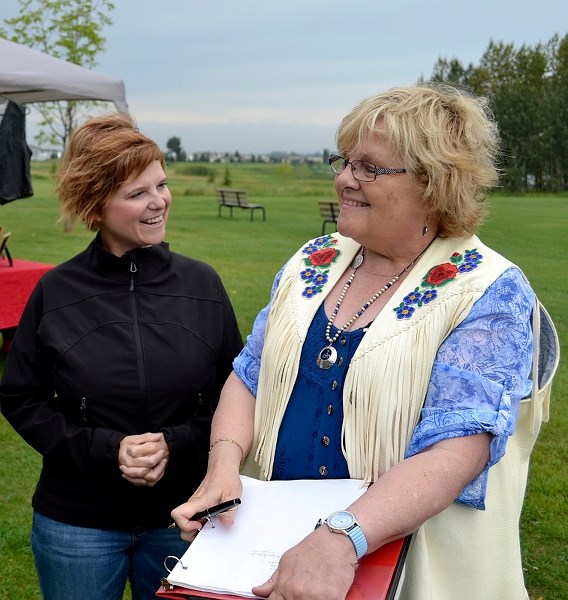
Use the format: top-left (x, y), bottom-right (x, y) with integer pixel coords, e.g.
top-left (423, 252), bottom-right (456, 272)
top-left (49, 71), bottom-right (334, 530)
top-left (0, 37), bottom-right (128, 112)
top-left (0, 38), bottom-right (128, 205)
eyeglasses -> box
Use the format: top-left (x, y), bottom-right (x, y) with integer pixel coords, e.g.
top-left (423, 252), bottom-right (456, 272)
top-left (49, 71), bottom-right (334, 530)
top-left (329, 154), bottom-right (407, 182)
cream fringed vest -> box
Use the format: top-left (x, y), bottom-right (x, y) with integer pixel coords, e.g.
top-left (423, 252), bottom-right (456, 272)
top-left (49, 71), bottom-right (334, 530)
top-left (242, 233), bottom-right (558, 599)
top-left (242, 233), bottom-right (513, 482)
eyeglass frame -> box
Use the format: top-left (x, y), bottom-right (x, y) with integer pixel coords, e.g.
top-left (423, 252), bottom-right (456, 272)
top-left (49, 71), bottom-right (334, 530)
top-left (328, 153), bottom-right (407, 182)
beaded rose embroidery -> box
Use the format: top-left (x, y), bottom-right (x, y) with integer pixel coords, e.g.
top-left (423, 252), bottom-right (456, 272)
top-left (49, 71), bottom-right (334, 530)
top-left (393, 249), bottom-right (484, 320)
top-left (300, 235), bottom-right (341, 298)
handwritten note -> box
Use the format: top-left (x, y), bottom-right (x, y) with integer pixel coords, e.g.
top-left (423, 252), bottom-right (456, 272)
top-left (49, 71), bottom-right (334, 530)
top-left (166, 476), bottom-right (367, 598)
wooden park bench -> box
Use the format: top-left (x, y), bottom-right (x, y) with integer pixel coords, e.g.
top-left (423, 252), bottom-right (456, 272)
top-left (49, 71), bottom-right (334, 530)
top-left (318, 200), bottom-right (340, 235)
top-left (216, 189), bottom-right (266, 221)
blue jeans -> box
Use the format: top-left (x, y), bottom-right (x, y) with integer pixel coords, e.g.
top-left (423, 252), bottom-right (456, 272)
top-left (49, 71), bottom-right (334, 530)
top-left (31, 512), bottom-right (189, 600)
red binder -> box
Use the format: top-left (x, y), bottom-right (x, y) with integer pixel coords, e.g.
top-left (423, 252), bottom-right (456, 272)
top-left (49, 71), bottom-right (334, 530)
top-left (156, 535), bottom-right (410, 600)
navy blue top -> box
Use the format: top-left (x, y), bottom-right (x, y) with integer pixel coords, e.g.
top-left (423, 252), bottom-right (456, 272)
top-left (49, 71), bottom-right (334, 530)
top-left (272, 304), bottom-right (367, 480)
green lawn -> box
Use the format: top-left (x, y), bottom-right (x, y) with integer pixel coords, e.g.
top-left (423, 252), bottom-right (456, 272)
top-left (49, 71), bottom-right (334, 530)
top-left (0, 161), bottom-right (566, 599)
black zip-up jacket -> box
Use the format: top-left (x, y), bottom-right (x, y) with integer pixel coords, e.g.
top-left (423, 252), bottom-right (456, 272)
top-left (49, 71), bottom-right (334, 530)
top-left (0, 238), bottom-right (243, 530)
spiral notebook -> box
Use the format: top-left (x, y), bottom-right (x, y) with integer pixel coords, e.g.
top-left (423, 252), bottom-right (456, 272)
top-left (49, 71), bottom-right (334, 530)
top-left (157, 476), bottom-right (410, 599)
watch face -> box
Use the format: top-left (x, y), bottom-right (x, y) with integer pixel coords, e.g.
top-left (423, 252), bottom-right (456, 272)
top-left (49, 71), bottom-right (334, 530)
top-left (328, 511), bottom-right (355, 529)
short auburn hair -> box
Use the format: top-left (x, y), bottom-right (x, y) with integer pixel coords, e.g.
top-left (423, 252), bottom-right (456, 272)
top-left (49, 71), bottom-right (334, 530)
top-left (57, 113), bottom-right (164, 230)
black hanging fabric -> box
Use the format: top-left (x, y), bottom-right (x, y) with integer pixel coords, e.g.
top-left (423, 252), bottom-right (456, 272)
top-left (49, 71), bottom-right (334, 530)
top-left (0, 99), bottom-right (33, 205)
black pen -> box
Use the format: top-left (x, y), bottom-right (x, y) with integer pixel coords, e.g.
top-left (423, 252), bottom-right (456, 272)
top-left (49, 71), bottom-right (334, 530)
top-left (169, 498), bottom-right (241, 529)
top-left (190, 498), bottom-right (241, 521)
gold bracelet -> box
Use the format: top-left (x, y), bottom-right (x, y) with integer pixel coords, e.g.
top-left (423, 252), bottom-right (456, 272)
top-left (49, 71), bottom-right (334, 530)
top-left (209, 437), bottom-right (245, 466)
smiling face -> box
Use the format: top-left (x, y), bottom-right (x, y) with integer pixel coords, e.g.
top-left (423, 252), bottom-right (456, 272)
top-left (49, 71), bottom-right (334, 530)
top-left (334, 131), bottom-right (427, 252)
top-left (96, 160), bottom-right (171, 256)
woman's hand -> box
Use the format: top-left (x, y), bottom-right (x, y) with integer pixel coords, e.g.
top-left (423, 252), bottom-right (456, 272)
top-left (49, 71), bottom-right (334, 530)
top-left (118, 431), bottom-right (169, 486)
top-left (170, 469), bottom-right (243, 542)
top-left (252, 527), bottom-right (357, 600)
top-left (170, 372), bottom-right (255, 541)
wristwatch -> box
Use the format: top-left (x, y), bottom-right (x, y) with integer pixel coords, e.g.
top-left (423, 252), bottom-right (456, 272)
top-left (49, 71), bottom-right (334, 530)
top-left (324, 510), bottom-right (368, 560)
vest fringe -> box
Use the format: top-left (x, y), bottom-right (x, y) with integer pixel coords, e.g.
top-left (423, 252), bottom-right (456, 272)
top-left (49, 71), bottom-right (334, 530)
top-left (249, 234), bottom-right (512, 484)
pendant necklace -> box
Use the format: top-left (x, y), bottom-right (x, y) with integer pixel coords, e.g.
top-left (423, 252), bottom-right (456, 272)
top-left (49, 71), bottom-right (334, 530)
top-left (316, 244), bottom-right (430, 370)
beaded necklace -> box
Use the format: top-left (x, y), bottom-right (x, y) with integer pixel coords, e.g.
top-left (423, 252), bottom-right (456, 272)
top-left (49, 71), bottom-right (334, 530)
top-left (316, 244), bottom-right (431, 369)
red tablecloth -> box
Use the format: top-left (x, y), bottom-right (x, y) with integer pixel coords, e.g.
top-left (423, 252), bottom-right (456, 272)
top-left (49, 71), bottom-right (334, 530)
top-left (0, 258), bottom-right (53, 330)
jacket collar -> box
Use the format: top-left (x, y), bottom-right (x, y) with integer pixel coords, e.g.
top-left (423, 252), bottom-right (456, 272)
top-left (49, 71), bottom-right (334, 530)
top-left (85, 234), bottom-right (171, 283)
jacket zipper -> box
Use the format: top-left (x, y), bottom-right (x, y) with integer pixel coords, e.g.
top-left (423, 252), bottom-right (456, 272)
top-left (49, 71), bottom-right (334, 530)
top-left (129, 261), bottom-right (149, 428)
top-left (80, 396), bottom-right (87, 423)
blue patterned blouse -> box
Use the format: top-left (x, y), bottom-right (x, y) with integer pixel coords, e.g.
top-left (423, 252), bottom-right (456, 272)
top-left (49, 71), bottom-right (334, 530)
top-left (234, 266), bottom-right (534, 510)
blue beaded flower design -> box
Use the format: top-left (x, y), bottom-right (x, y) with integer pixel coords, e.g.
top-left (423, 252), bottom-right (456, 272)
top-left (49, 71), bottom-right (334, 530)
top-left (300, 235), bottom-right (341, 298)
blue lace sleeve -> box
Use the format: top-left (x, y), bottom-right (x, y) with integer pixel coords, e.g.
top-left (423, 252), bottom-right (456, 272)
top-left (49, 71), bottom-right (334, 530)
top-left (233, 266), bottom-right (285, 397)
top-left (405, 268), bottom-right (535, 509)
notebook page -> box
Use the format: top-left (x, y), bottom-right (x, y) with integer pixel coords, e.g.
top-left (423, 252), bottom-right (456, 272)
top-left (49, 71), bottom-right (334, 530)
top-left (168, 475), bottom-right (367, 598)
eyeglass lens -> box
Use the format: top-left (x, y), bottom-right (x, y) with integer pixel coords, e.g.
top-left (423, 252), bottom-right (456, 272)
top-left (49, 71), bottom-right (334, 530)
top-left (329, 156), bottom-right (376, 182)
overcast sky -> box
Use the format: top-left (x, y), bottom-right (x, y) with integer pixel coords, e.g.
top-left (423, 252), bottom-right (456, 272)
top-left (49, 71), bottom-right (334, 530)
top-left (2, 0), bottom-right (566, 154)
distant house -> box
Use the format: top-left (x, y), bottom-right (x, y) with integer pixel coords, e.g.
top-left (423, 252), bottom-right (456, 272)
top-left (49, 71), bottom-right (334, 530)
top-left (29, 144), bottom-right (60, 161)
top-left (186, 150), bottom-right (325, 164)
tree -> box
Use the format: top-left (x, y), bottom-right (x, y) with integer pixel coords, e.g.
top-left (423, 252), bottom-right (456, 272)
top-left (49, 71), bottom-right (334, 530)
top-left (544, 34), bottom-right (568, 190)
top-left (431, 57), bottom-right (475, 89)
top-left (430, 34), bottom-right (568, 192)
top-left (165, 137), bottom-right (186, 162)
top-left (1, 0), bottom-right (115, 150)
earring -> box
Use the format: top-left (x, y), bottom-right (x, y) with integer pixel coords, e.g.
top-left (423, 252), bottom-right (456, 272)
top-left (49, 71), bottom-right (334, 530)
top-left (422, 223), bottom-right (429, 237)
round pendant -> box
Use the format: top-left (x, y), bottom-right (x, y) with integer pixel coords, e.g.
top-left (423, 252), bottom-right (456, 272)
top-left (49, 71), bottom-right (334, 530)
top-left (317, 345), bottom-right (337, 369)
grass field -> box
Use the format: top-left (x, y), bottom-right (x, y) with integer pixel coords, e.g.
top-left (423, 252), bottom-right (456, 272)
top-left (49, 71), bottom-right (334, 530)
top-left (0, 161), bottom-right (566, 599)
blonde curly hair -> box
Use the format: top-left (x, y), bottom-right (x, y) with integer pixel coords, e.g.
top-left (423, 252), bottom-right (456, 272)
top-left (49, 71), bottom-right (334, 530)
top-left (336, 83), bottom-right (501, 238)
